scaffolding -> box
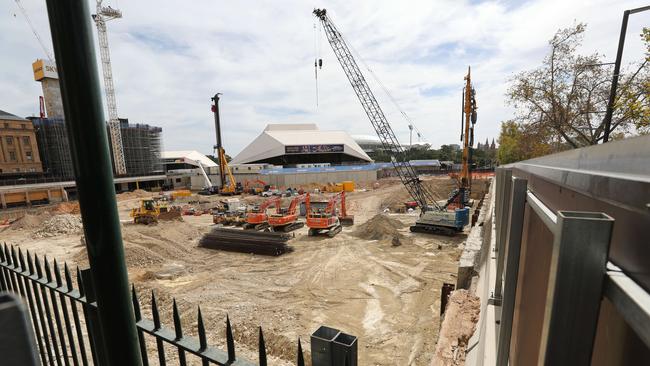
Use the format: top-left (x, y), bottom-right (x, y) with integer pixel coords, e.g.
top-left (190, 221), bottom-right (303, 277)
top-left (32, 117), bottom-right (163, 178)
top-left (118, 119), bottom-right (163, 176)
top-left (31, 118), bottom-right (75, 179)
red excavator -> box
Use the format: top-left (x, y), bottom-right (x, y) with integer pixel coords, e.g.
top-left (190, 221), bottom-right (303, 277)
top-left (268, 194), bottom-right (307, 232)
top-left (244, 196), bottom-right (280, 230)
top-left (306, 192), bottom-right (354, 237)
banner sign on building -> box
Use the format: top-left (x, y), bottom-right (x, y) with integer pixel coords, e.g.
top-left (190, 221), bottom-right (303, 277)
top-left (285, 144), bottom-right (344, 154)
top-left (32, 59), bottom-right (58, 81)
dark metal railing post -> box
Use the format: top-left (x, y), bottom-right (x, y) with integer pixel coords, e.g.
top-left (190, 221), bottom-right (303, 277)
top-left (80, 269), bottom-right (109, 365)
top-left (44, 1), bottom-right (143, 365)
top-left (602, 5), bottom-right (650, 143)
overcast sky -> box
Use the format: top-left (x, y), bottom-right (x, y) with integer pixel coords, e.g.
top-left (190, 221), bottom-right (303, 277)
top-left (1, 0), bottom-right (648, 156)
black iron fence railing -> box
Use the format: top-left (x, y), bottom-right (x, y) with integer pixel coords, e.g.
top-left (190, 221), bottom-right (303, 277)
top-left (0, 244), bottom-right (306, 366)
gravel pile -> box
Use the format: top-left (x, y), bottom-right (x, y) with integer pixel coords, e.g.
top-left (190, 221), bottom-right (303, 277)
top-left (33, 214), bottom-right (83, 238)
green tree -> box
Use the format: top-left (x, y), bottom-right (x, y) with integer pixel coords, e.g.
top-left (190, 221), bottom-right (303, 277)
top-left (497, 120), bottom-right (554, 164)
top-left (508, 24), bottom-right (649, 147)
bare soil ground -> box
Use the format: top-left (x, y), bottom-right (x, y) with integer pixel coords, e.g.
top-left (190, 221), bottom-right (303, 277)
top-left (1, 176), bottom-right (467, 365)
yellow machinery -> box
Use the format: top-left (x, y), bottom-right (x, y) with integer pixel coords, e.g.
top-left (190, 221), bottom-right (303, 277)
top-left (211, 93), bottom-right (242, 196)
top-left (217, 147), bottom-right (241, 195)
top-left (130, 198), bottom-right (180, 224)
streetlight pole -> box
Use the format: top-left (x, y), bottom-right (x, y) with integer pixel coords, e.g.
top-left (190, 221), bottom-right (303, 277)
top-left (602, 5), bottom-right (650, 143)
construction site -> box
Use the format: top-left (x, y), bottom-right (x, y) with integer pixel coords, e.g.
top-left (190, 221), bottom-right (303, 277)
top-left (1, 173), bottom-right (490, 364)
top-left (3, 1), bottom-right (649, 366)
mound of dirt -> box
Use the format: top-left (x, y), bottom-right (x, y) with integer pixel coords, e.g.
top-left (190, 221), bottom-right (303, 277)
top-left (33, 214), bottom-right (83, 238)
top-left (52, 201), bottom-right (80, 214)
top-left (353, 214), bottom-right (411, 245)
top-left (117, 189), bottom-right (152, 201)
top-left (73, 220), bottom-right (206, 268)
top-left (11, 212), bottom-right (52, 230)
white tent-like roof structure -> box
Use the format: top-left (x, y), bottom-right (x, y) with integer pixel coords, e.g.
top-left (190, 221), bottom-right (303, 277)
top-left (161, 150), bottom-right (217, 168)
top-left (231, 124), bottom-right (372, 164)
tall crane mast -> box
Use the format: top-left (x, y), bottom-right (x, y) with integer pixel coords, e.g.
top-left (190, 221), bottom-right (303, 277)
top-left (313, 9), bottom-right (441, 212)
top-left (457, 67), bottom-right (477, 207)
top-left (93, 1), bottom-right (127, 175)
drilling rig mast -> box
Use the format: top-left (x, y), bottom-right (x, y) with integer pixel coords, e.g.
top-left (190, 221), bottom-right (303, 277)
top-left (93, 1), bottom-right (127, 175)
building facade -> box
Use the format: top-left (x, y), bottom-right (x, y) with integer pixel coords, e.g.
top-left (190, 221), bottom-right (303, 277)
top-left (232, 124), bottom-right (372, 166)
top-left (30, 117), bottom-right (163, 179)
top-left (0, 110), bottom-right (43, 175)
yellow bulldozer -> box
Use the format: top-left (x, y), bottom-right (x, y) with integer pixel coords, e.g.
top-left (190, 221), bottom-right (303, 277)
top-left (130, 198), bottom-right (181, 225)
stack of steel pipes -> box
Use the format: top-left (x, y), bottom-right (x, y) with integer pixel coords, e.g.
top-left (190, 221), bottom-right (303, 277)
top-left (199, 227), bottom-right (293, 256)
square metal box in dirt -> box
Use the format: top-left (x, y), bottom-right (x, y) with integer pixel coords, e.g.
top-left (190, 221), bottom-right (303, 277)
top-left (311, 325), bottom-right (340, 366)
top-left (332, 332), bottom-right (358, 366)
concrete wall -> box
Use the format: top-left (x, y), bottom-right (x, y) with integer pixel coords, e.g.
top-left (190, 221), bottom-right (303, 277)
top-left (248, 170), bottom-right (377, 188)
top-left (41, 78), bottom-right (64, 119)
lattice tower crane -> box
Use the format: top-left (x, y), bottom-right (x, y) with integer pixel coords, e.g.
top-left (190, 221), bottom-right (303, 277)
top-left (93, 1), bottom-right (127, 175)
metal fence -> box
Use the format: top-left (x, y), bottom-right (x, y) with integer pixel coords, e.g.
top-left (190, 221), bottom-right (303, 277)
top-left (487, 136), bottom-right (650, 365)
top-left (0, 244), bottom-right (306, 366)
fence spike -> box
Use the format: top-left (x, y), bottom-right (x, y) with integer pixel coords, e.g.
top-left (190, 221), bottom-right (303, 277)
top-left (4, 243), bottom-right (12, 266)
top-left (226, 314), bottom-right (236, 362)
top-left (26, 250), bottom-right (34, 275)
top-left (151, 290), bottom-right (161, 330)
top-left (197, 306), bottom-right (207, 352)
top-left (53, 259), bottom-right (63, 288)
top-left (76, 267), bottom-right (85, 297)
top-left (131, 285), bottom-right (142, 321)
top-left (259, 326), bottom-right (267, 366)
top-left (34, 254), bottom-right (43, 279)
top-left (63, 263), bottom-right (73, 291)
top-left (297, 338), bottom-right (305, 366)
top-left (10, 245), bottom-right (18, 268)
top-left (172, 298), bottom-right (183, 340)
top-left (18, 248), bottom-right (26, 272)
top-left (43, 255), bottom-right (53, 283)
top-left (0, 243), bottom-right (4, 262)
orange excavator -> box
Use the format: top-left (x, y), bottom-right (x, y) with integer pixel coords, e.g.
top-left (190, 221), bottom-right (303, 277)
top-left (268, 194), bottom-right (307, 232)
top-left (306, 192), bottom-right (354, 237)
top-left (243, 179), bottom-right (270, 194)
top-left (244, 196), bottom-right (280, 230)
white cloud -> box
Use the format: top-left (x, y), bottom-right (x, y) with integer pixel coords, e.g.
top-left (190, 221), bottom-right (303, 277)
top-left (1, 0), bottom-right (647, 155)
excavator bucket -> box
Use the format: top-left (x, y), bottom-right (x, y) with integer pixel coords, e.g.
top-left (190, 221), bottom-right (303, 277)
top-left (340, 215), bottom-right (354, 226)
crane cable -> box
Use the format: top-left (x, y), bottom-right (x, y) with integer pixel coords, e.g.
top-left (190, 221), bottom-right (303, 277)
top-left (14, 0), bottom-right (54, 63)
top-left (325, 14), bottom-right (429, 144)
top-left (313, 22), bottom-right (319, 107)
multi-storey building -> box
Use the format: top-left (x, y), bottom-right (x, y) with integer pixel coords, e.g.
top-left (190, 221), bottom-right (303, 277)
top-left (0, 110), bottom-right (42, 175)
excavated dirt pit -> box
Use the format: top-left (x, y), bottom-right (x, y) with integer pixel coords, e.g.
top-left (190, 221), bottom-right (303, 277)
top-left (1, 176), bottom-right (468, 365)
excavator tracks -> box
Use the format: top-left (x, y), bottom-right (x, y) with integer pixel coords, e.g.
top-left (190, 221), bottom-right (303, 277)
top-left (272, 221), bottom-right (305, 233)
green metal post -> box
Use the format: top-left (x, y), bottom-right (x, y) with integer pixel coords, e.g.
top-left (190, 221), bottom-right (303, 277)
top-left (45, 1), bottom-right (143, 365)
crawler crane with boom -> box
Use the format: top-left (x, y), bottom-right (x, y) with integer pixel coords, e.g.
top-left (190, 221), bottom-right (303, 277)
top-left (313, 8), bottom-right (469, 235)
